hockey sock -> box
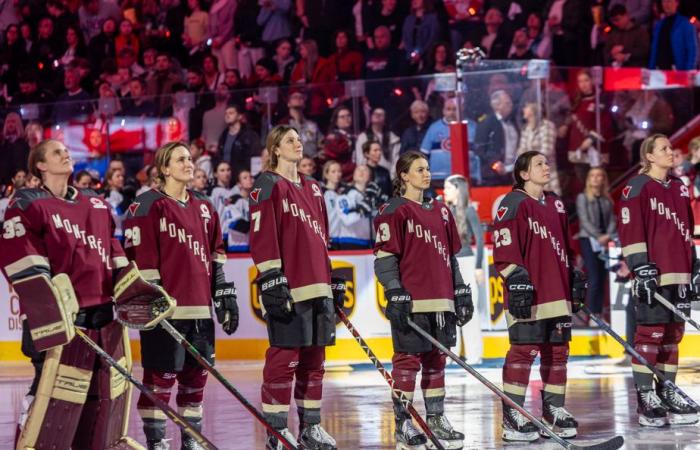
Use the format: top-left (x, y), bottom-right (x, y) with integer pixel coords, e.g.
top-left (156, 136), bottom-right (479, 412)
top-left (632, 324), bottom-right (664, 391)
top-left (540, 343), bottom-right (569, 407)
top-left (420, 348), bottom-right (447, 415)
top-left (138, 369), bottom-right (177, 440)
top-left (656, 322), bottom-right (684, 383)
top-left (392, 352), bottom-right (420, 418)
top-left (176, 364), bottom-right (207, 428)
top-left (502, 344), bottom-right (539, 406)
top-left (262, 346), bottom-right (300, 429)
top-left (294, 346), bottom-right (326, 425)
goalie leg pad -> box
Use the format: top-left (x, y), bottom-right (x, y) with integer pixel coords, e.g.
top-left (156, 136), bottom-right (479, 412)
top-left (16, 329), bottom-right (96, 450)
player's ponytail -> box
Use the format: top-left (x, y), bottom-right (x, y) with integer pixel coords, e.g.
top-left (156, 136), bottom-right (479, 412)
top-left (393, 150), bottom-right (428, 197)
top-left (512, 150), bottom-right (543, 191)
top-left (639, 133), bottom-right (668, 174)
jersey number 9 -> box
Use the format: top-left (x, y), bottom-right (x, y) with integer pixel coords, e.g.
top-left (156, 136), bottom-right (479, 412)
top-left (620, 207), bottom-right (630, 224)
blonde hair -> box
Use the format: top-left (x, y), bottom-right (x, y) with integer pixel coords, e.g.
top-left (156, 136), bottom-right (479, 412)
top-left (639, 133), bottom-right (668, 174)
top-left (154, 141), bottom-right (189, 184)
top-left (322, 160), bottom-right (340, 182)
top-left (689, 136), bottom-right (700, 154)
top-left (28, 139), bottom-right (61, 180)
top-left (584, 167), bottom-right (611, 201)
top-left (266, 125), bottom-right (298, 170)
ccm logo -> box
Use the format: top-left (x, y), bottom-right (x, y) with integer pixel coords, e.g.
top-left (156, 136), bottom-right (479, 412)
top-left (637, 269), bottom-right (658, 277)
top-left (509, 284), bottom-right (534, 291)
top-left (215, 288), bottom-right (236, 297)
top-left (677, 303), bottom-right (691, 309)
top-left (556, 322), bottom-right (573, 329)
top-left (262, 276), bottom-right (287, 291)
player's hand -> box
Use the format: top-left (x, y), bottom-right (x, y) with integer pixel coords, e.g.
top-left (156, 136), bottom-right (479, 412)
top-left (331, 277), bottom-right (347, 309)
top-left (258, 270), bottom-right (294, 320)
top-left (691, 260), bottom-right (700, 302)
top-left (454, 284), bottom-right (473, 326)
top-left (385, 288), bottom-right (412, 332)
top-left (507, 276), bottom-right (534, 319)
top-left (632, 263), bottom-right (658, 305)
top-left (213, 282), bottom-right (238, 335)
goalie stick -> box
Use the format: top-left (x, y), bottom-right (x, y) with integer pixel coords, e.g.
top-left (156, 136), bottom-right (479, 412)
top-left (407, 319), bottom-right (624, 450)
top-left (74, 328), bottom-right (218, 450)
top-left (334, 307), bottom-right (445, 450)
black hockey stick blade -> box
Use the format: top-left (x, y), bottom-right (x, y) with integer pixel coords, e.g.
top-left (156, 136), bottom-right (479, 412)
top-left (568, 435), bottom-right (625, 450)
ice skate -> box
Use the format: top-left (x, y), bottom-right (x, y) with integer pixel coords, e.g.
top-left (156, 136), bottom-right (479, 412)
top-left (425, 414), bottom-right (463, 449)
top-left (147, 439), bottom-right (171, 450)
top-left (637, 389), bottom-right (668, 427)
top-left (395, 417), bottom-right (427, 450)
top-left (266, 428), bottom-right (298, 450)
top-left (298, 423), bottom-right (337, 450)
top-left (540, 400), bottom-right (578, 438)
top-left (658, 384), bottom-right (698, 425)
top-left (501, 404), bottom-right (539, 442)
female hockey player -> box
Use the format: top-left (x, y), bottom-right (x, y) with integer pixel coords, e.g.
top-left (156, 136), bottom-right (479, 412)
top-left (1, 139), bottom-right (142, 449)
top-left (124, 141), bottom-right (239, 450)
top-left (374, 150), bottom-right (473, 450)
top-left (249, 125), bottom-right (342, 450)
top-left (618, 133), bottom-right (698, 427)
top-left (493, 150), bottom-right (587, 442)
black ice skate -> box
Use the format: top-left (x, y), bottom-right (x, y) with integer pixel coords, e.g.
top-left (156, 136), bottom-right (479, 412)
top-left (425, 414), bottom-right (463, 449)
top-left (266, 428), bottom-right (298, 450)
top-left (501, 403), bottom-right (539, 442)
top-left (658, 384), bottom-right (698, 425)
top-left (637, 389), bottom-right (668, 427)
top-left (395, 417), bottom-right (428, 450)
top-left (298, 423), bottom-right (337, 450)
top-left (540, 401), bottom-right (578, 438)
top-left (181, 433), bottom-right (206, 450)
top-left (147, 439), bottom-right (171, 450)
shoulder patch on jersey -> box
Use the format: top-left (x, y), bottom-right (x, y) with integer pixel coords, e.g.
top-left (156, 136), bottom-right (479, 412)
top-left (495, 191), bottom-right (528, 222)
top-left (250, 172), bottom-right (280, 204)
top-left (8, 188), bottom-right (51, 211)
top-left (544, 193), bottom-right (566, 214)
top-left (622, 175), bottom-right (651, 200)
top-left (127, 189), bottom-right (164, 217)
top-left (378, 197), bottom-right (407, 216)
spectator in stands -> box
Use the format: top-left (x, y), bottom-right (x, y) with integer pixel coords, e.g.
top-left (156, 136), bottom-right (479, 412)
top-left (649, 0), bottom-right (697, 70)
top-left (401, 0), bottom-right (440, 73)
top-left (31, 17), bottom-right (62, 84)
top-left (190, 137), bottom-right (213, 179)
top-left (221, 169), bottom-right (253, 252)
top-left (191, 168), bottom-right (209, 193)
top-left (508, 28), bottom-right (536, 60)
top-left (364, 0), bottom-right (405, 48)
top-left (25, 173), bottom-right (41, 189)
top-left (115, 19), bottom-right (140, 63)
top-left (323, 160), bottom-right (358, 249)
top-left (290, 39), bottom-right (337, 121)
top-left (1, 24), bottom-right (26, 90)
top-left (479, 8), bottom-right (511, 59)
top-left (363, 25), bottom-right (403, 107)
top-left (422, 41), bottom-right (455, 74)
top-left (517, 102), bottom-right (560, 194)
top-left (87, 17), bottom-right (117, 71)
top-left (272, 38), bottom-right (296, 84)
top-left (201, 54), bottom-right (222, 91)
top-left (147, 52), bottom-right (183, 116)
top-left (355, 107), bottom-right (400, 173)
top-left (217, 103), bottom-right (262, 173)
top-left (362, 140), bottom-right (391, 198)
top-left (121, 78), bottom-right (157, 117)
top-left (278, 91), bottom-right (322, 158)
top-left (299, 156), bottom-right (317, 178)
top-left (202, 82), bottom-right (230, 149)
top-left (443, 174), bottom-right (485, 276)
top-left (59, 24), bottom-right (88, 68)
top-left (73, 170), bottom-right (93, 189)
top-left (0, 112), bottom-right (29, 186)
top-left (297, 0), bottom-right (354, 56)
top-left (400, 99), bottom-right (430, 154)
top-left (210, 160), bottom-right (235, 218)
top-left (421, 97), bottom-right (458, 164)
top-left (604, 4), bottom-right (650, 68)
top-left (185, 67), bottom-right (215, 140)
top-left (617, 90), bottom-right (674, 164)
top-left (79, 0), bottom-right (122, 42)
top-left (53, 67), bottom-right (94, 123)
top-left (233, 0), bottom-right (265, 80)
top-left (320, 106), bottom-right (355, 180)
top-left (97, 80), bottom-right (122, 115)
top-left (24, 121), bottom-right (43, 149)
top-left (183, 0), bottom-right (209, 51)
top-left (207, 0), bottom-right (238, 72)
top-left (249, 56), bottom-right (282, 87)
top-left (608, 0), bottom-right (652, 28)
top-left (257, 0), bottom-right (293, 52)
top-left (473, 90), bottom-right (517, 186)
top-left (334, 164), bottom-right (374, 249)
top-left (328, 29), bottom-right (363, 81)
top-left (102, 166), bottom-right (128, 240)
top-left (0, 0), bottom-right (19, 43)
top-left (11, 71), bottom-right (55, 122)
top-left (525, 12), bottom-right (551, 59)
top-left (576, 167), bottom-right (616, 325)
top-left (545, 0), bottom-right (593, 67)
top-left (20, 22), bottom-right (33, 55)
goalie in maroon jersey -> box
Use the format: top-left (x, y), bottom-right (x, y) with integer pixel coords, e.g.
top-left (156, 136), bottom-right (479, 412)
top-left (374, 151), bottom-right (472, 450)
top-left (618, 134), bottom-right (698, 427)
top-left (0, 139), bottom-right (165, 450)
top-left (493, 151), bottom-right (587, 442)
top-left (249, 125), bottom-right (344, 450)
top-left (123, 142), bottom-right (239, 450)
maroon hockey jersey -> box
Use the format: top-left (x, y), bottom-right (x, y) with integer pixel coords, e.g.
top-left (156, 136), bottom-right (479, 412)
top-left (1, 187), bottom-right (127, 309)
top-left (373, 197), bottom-right (462, 313)
top-left (493, 190), bottom-right (573, 326)
top-left (123, 189), bottom-right (225, 319)
top-left (249, 171), bottom-right (332, 302)
top-left (618, 174), bottom-right (694, 285)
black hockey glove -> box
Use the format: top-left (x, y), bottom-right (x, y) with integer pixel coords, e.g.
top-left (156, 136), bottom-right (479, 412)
top-left (331, 277), bottom-right (347, 309)
top-left (258, 270), bottom-right (294, 320)
top-left (571, 269), bottom-right (588, 313)
top-left (691, 260), bottom-right (700, 302)
top-left (507, 276), bottom-right (534, 320)
top-left (454, 283), bottom-right (473, 326)
top-left (213, 282), bottom-right (239, 335)
top-left (631, 263), bottom-right (658, 305)
top-left (385, 288), bottom-right (412, 332)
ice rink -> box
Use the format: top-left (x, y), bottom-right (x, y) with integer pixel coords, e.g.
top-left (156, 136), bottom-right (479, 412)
top-left (3, 357), bottom-right (700, 449)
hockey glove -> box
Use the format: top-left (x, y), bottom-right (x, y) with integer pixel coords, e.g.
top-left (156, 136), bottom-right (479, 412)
top-left (113, 262), bottom-right (175, 330)
top-left (691, 260), bottom-right (700, 302)
top-left (385, 288), bottom-right (412, 332)
top-left (571, 269), bottom-right (588, 313)
top-left (213, 282), bottom-right (239, 335)
top-left (506, 276), bottom-right (535, 320)
top-left (454, 283), bottom-right (473, 326)
top-left (631, 263), bottom-right (658, 305)
top-left (331, 277), bottom-right (347, 309)
top-left (258, 269), bottom-right (294, 320)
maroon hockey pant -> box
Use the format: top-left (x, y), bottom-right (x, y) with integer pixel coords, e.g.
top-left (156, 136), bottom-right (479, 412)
top-left (392, 348), bottom-right (447, 415)
top-left (631, 322), bottom-right (684, 390)
top-left (261, 346), bottom-right (326, 429)
top-left (503, 343), bottom-right (569, 407)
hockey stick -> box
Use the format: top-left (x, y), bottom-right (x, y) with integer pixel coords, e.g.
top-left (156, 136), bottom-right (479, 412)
top-left (158, 320), bottom-right (299, 450)
top-left (407, 319), bottom-right (624, 450)
top-left (74, 328), bottom-right (218, 450)
top-left (334, 307), bottom-right (445, 450)
top-left (581, 303), bottom-right (700, 410)
top-left (653, 292), bottom-right (700, 332)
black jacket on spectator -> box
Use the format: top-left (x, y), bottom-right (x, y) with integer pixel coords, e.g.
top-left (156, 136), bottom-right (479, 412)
top-left (363, 47), bottom-right (403, 108)
top-left (188, 89), bottom-right (215, 141)
top-left (0, 138), bottom-right (30, 185)
top-left (302, 0), bottom-right (355, 56)
top-left (234, 0), bottom-right (263, 47)
top-left (368, 165), bottom-right (391, 199)
top-left (217, 125), bottom-right (262, 174)
top-left (53, 89), bottom-right (94, 123)
top-left (473, 113), bottom-right (513, 186)
top-left (400, 124), bottom-right (429, 154)
top-left (121, 97), bottom-right (157, 117)
top-left (87, 32), bottom-right (116, 71)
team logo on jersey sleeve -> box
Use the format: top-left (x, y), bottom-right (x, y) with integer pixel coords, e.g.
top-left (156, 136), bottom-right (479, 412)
top-left (127, 202), bottom-right (140, 216)
top-left (622, 186), bottom-right (632, 198)
top-left (200, 204), bottom-right (211, 219)
top-left (311, 183), bottom-right (323, 197)
top-left (249, 188), bottom-right (262, 203)
top-left (441, 207), bottom-right (449, 222)
top-left (496, 206), bottom-right (508, 221)
top-left (378, 203), bottom-right (389, 215)
top-left (555, 199), bottom-right (565, 214)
